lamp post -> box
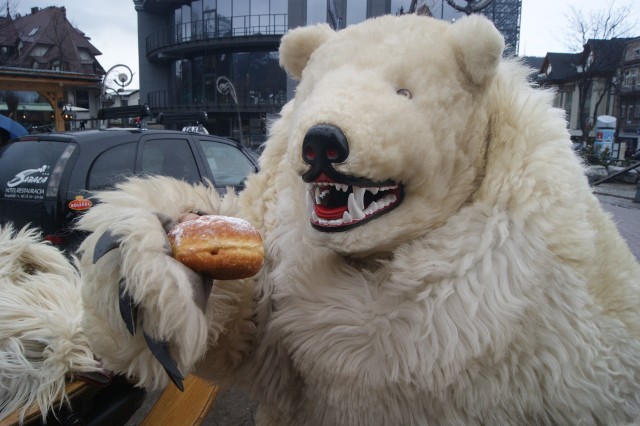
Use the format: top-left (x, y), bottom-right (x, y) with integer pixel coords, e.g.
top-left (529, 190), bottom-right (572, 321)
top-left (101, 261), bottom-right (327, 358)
top-left (216, 75), bottom-right (244, 145)
top-left (102, 64), bottom-right (134, 107)
top-left (445, 0), bottom-right (492, 15)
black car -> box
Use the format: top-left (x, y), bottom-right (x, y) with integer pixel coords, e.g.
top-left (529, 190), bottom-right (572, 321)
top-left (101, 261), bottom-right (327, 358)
top-left (0, 128), bottom-right (259, 252)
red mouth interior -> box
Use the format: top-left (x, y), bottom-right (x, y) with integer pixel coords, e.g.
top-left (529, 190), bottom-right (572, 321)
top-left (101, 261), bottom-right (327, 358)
top-left (315, 204), bottom-right (347, 220)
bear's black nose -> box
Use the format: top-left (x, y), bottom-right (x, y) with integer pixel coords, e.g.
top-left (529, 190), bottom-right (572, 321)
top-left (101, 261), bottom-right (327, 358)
top-left (301, 125), bottom-right (349, 182)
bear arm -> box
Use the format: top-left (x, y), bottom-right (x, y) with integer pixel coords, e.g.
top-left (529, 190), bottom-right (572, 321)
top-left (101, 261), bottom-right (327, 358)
top-left (76, 176), bottom-right (254, 389)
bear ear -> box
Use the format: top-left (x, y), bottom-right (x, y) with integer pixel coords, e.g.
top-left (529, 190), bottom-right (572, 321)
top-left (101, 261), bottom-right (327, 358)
top-left (279, 23), bottom-right (335, 80)
top-left (447, 15), bottom-right (505, 86)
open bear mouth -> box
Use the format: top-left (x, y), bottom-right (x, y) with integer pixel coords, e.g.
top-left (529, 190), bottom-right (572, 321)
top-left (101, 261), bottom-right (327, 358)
top-left (305, 174), bottom-right (404, 232)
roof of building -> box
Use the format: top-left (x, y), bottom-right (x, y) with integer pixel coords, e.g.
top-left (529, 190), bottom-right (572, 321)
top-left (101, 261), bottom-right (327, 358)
top-left (584, 38), bottom-right (636, 76)
top-left (2, 6), bottom-right (104, 76)
top-left (540, 52), bottom-right (583, 83)
top-left (0, 16), bottom-right (19, 47)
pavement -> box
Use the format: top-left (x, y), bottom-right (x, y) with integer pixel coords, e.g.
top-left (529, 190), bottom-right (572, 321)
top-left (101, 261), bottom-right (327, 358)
top-left (592, 181), bottom-right (640, 207)
top-left (126, 181), bottom-right (640, 425)
top-left (592, 181), bottom-right (640, 261)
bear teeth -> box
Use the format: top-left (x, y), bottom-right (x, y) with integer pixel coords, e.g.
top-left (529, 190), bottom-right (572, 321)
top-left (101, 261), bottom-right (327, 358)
top-left (306, 183), bottom-right (400, 227)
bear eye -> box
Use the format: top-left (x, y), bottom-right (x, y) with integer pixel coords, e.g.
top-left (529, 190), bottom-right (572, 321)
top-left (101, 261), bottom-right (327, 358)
top-left (396, 88), bottom-right (412, 99)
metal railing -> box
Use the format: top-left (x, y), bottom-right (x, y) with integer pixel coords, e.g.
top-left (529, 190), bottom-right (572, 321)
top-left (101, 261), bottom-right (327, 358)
top-left (146, 87), bottom-right (287, 111)
top-left (146, 14), bottom-right (288, 55)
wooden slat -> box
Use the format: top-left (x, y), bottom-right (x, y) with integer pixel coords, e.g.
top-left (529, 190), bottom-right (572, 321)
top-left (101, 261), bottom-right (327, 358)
top-left (140, 375), bottom-right (220, 426)
top-left (0, 381), bottom-right (88, 426)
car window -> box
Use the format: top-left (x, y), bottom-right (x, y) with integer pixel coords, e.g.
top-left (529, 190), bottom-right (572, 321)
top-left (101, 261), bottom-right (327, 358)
top-left (198, 140), bottom-right (255, 187)
top-left (0, 141), bottom-right (71, 200)
top-left (140, 138), bottom-right (200, 183)
top-left (87, 142), bottom-right (136, 190)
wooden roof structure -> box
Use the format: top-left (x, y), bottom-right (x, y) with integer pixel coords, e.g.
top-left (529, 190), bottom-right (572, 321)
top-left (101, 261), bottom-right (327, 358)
top-left (0, 6), bottom-right (104, 130)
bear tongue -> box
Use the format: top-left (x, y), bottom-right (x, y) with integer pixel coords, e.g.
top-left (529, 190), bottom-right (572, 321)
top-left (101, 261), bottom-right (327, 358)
top-left (315, 204), bottom-right (348, 220)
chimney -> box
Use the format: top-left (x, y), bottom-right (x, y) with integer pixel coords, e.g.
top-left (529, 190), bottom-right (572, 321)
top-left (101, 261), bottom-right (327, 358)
top-left (30, 7), bottom-right (38, 14)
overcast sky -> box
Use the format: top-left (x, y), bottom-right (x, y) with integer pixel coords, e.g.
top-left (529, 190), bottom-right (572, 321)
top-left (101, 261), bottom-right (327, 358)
top-left (15, 0), bottom-right (640, 91)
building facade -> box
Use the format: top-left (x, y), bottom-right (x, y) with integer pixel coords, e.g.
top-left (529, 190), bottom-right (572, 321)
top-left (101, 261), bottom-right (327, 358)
top-left (618, 38), bottom-right (640, 156)
top-left (0, 6), bottom-right (105, 131)
top-left (538, 38), bottom-right (636, 159)
top-left (133, 0), bottom-right (521, 147)
top-left (133, 0), bottom-right (393, 147)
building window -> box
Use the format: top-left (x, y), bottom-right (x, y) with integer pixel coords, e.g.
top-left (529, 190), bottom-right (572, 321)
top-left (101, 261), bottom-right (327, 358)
top-left (76, 90), bottom-right (90, 109)
top-left (78, 48), bottom-right (92, 61)
top-left (621, 105), bottom-right (626, 118)
top-left (636, 103), bottom-right (640, 119)
top-left (170, 49), bottom-right (285, 109)
top-left (174, 7), bottom-right (182, 42)
top-left (175, 0), bottom-right (288, 39)
top-left (565, 90), bottom-right (572, 120)
top-left (30, 45), bottom-right (48, 57)
top-left (192, 0), bottom-right (204, 39)
top-left (182, 5), bottom-right (192, 41)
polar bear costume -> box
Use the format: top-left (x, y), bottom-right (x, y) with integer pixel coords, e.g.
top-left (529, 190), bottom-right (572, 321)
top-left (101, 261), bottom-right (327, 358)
top-left (0, 226), bottom-right (102, 423)
top-left (75, 14), bottom-right (640, 425)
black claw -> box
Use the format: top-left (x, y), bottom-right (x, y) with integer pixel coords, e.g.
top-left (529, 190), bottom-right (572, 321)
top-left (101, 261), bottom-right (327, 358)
top-left (93, 229), bottom-right (120, 264)
top-left (118, 279), bottom-right (138, 335)
top-left (143, 332), bottom-right (184, 391)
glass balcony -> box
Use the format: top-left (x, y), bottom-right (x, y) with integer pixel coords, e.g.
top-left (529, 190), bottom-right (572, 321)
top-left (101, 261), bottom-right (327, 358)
top-left (146, 14), bottom-right (288, 57)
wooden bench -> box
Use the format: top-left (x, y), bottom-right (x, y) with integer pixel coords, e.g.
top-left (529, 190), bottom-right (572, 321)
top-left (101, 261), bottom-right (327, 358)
top-left (140, 375), bottom-right (220, 426)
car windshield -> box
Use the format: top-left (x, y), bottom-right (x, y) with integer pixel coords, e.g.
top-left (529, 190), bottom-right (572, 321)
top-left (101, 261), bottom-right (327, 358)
top-left (198, 140), bottom-right (255, 187)
top-left (0, 141), bottom-right (72, 200)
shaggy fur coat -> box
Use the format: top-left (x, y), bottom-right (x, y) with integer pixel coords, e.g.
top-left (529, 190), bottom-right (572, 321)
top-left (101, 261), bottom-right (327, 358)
top-left (75, 15), bottom-right (640, 425)
top-left (0, 226), bottom-right (100, 423)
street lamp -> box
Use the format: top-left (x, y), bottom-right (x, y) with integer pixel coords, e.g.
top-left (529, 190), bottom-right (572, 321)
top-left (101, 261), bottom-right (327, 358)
top-left (216, 75), bottom-right (244, 145)
top-left (102, 64), bottom-right (134, 106)
top-left (445, 0), bottom-right (492, 15)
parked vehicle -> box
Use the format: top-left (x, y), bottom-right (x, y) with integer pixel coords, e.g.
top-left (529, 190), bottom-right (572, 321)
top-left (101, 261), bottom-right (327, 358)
top-left (0, 128), bottom-right (259, 253)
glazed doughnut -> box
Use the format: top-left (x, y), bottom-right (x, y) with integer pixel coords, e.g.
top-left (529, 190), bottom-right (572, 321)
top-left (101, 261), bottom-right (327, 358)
top-left (168, 215), bottom-right (264, 280)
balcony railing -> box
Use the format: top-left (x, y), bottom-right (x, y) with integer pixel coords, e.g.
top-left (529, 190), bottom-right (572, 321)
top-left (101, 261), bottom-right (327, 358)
top-left (146, 14), bottom-right (288, 55)
top-left (146, 87), bottom-right (287, 112)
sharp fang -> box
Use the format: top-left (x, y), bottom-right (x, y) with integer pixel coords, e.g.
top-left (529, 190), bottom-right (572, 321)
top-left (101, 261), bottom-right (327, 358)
top-left (353, 186), bottom-right (365, 210)
top-left (368, 188), bottom-right (379, 195)
top-left (306, 191), bottom-right (315, 214)
top-left (342, 211), bottom-right (352, 222)
top-left (315, 187), bottom-right (329, 204)
top-left (365, 201), bottom-right (379, 215)
top-left (336, 183), bottom-right (348, 192)
top-left (348, 193), bottom-right (365, 220)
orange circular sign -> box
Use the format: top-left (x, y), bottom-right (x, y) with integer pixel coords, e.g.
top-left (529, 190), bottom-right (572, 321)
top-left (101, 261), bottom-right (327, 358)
top-left (68, 197), bottom-right (92, 211)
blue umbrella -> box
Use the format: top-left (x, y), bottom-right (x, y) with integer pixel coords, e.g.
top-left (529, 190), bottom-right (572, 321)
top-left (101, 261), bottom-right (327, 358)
top-left (0, 114), bottom-right (28, 139)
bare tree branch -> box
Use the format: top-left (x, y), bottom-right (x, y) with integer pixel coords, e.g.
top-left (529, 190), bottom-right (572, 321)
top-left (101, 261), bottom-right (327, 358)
top-left (563, 0), bottom-right (636, 52)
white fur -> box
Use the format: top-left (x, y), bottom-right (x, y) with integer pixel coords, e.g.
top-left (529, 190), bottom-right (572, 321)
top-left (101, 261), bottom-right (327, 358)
top-left (0, 226), bottom-right (100, 424)
top-left (76, 15), bottom-right (640, 425)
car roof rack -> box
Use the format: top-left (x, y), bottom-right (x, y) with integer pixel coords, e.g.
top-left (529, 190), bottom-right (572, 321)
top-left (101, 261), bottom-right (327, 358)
top-left (156, 110), bottom-right (208, 125)
top-left (97, 104), bottom-right (151, 120)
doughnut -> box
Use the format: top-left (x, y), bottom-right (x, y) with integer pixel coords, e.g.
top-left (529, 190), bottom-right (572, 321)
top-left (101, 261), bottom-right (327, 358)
top-left (167, 215), bottom-right (264, 280)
